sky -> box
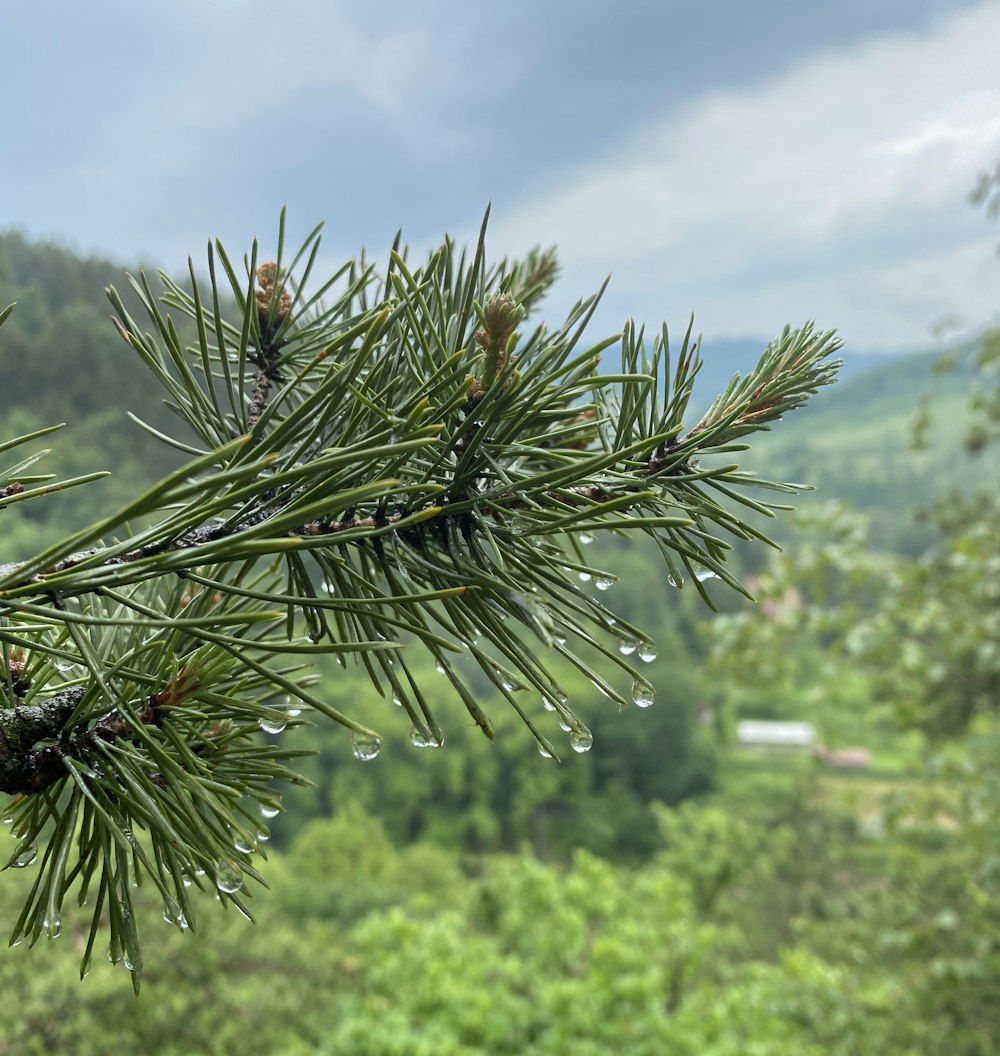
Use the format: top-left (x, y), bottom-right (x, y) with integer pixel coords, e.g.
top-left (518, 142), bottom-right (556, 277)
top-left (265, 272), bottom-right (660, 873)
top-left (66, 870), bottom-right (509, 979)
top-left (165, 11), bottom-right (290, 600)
top-left (3, 0), bottom-right (1000, 354)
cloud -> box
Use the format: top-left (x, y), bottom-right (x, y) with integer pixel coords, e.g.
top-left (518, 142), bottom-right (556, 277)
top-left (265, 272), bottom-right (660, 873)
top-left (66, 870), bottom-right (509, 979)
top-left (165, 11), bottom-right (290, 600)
top-left (489, 1), bottom-right (1000, 350)
top-left (1, 0), bottom-right (522, 263)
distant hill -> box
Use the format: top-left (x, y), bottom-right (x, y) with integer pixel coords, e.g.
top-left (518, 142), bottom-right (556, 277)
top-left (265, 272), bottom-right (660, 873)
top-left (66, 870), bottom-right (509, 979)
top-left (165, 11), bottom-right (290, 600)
top-left (0, 230), bottom-right (166, 423)
top-left (743, 346), bottom-right (995, 552)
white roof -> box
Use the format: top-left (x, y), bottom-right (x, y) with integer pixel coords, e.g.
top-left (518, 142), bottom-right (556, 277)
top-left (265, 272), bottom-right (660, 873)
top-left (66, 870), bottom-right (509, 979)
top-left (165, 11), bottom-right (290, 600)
top-left (736, 720), bottom-right (816, 746)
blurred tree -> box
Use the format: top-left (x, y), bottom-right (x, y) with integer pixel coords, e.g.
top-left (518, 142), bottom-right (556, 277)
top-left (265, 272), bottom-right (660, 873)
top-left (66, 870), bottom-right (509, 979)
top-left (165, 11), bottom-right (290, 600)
top-left (698, 165), bottom-right (1000, 1053)
top-left (0, 210), bottom-right (840, 985)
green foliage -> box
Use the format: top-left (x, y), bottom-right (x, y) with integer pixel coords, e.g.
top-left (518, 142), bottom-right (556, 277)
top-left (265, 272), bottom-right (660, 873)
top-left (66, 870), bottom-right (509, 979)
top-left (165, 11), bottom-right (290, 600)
top-left (3, 783), bottom-right (996, 1056)
top-left (970, 158), bottom-right (1000, 221)
top-left (0, 805), bottom-right (737, 1055)
top-left (276, 634), bottom-right (716, 860)
top-left (705, 502), bottom-right (892, 748)
top-left (694, 295), bottom-right (1000, 1054)
top-left (860, 506), bottom-right (999, 738)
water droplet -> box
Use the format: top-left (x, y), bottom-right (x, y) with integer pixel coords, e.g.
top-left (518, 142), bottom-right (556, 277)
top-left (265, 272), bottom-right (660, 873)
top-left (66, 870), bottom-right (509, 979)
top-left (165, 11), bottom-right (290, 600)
top-left (595, 577), bottom-right (614, 591)
top-left (500, 679), bottom-right (517, 692)
top-left (163, 898), bottom-right (189, 929)
top-left (12, 842), bottom-right (37, 868)
top-left (558, 718), bottom-right (571, 733)
top-left (542, 699), bottom-right (556, 712)
top-left (351, 733), bottom-right (381, 761)
top-left (435, 664), bottom-right (446, 674)
top-left (667, 573), bottom-right (681, 588)
top-left (55, 661), bottom-right (75, 674)
top-left (123, 952), bottom-right (135, 971)
top-left (258, 713), bottom-right (288, 735)
top-left (214, 858), bottom-right (244, 894)
top-left (260, 798), bottom-right (281, 819)
top-left (553, 632), bottom-right (567, 645)
top-left (286, 706), bottom-right (302, 718)
top-left (631, 679), bottom-right (656, 708)
top-left (234, 835), bottom-right (256, 854)
top-left (577, 571), bottom-right (592, 582)
top-left (256, 830), bottom-right (270, 843)
top-left (537, 743), bottom-right (555, 758)
top-left (320, 581), bottom-right (335, 594)
top-left (391, 694), bottom-right (403, 707)
top-left (638, 643), bottom-right (657, 663)
top-left (618, 637), bottom-right (637, 656)
top-left (695, 566), bottom-right (719, 582)
top-left (570, 728), bottom-right (594, 753)
top-left (43, 916), bottom-right (61, 938)
top-left (579, 532), bottom-right (594, 545)
top-left (409, 726), bottom-right (441, 749)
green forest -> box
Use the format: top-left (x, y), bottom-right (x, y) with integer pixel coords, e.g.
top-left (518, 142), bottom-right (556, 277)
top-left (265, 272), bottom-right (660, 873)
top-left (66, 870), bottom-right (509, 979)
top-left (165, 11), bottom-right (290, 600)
top-left (1, 224), bottom-right (998, 1055)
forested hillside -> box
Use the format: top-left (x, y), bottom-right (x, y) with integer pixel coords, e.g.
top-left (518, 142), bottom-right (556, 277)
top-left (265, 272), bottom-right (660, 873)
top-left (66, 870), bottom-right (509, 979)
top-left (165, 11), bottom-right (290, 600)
top-left (1, 233), bottom-right (183, 556)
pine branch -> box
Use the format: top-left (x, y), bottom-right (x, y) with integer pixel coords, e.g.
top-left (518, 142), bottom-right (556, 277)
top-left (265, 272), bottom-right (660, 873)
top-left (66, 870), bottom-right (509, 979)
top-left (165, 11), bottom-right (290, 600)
top-left (0, 211), bottom-right (842, 985)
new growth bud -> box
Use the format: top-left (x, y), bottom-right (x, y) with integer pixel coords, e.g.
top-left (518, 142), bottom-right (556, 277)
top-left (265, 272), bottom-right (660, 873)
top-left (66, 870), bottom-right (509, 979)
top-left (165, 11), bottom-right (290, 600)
top-left (471, 292), bottom-right (525, 397)
top-left (255, 262), bottom-right (292, 327)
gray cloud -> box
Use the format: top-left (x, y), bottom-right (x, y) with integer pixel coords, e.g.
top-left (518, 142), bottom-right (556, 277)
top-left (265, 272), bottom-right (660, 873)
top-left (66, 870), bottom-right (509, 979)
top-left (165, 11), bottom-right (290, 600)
top-left (489, 2), bottom-right (1000, 349)
top-left (1, 0), bottom-right (997, 350)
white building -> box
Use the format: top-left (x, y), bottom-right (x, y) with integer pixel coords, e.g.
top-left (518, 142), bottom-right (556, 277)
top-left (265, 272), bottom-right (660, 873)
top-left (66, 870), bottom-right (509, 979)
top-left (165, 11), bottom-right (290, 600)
top-left (736, 720), bottom-right (816, 748)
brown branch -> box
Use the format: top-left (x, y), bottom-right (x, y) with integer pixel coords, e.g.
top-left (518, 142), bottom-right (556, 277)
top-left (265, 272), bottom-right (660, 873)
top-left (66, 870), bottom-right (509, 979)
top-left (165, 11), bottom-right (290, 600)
top-left (1, 686), bottom-right (87, 793)
top-left (0, 478), bottom-right (626, 603)
top-left (0, 664), bottom-right (208, 795)
top-left (0, 688), bottom-right (167, 794)
top-left (245, 342), bottom-right (283, 434)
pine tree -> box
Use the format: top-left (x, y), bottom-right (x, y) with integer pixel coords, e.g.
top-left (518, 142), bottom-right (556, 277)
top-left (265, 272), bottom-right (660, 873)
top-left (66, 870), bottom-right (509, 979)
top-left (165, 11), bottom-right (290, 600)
top-left (0, 210), bottom-right (840, 987)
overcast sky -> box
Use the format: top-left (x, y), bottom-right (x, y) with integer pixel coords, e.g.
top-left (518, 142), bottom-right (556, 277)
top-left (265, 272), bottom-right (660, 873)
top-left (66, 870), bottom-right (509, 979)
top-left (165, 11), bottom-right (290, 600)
top-left (3, 0), bottom-right (1000, 352)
